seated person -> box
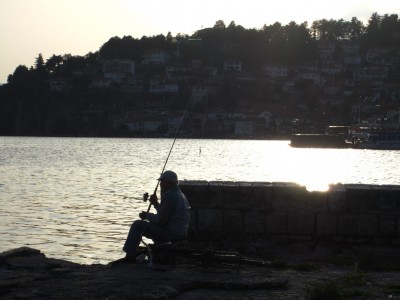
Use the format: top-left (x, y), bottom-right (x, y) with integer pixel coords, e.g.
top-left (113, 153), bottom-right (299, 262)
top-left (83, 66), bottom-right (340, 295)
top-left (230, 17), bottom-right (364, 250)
top-left (114, 170), bottom-right (191, 264)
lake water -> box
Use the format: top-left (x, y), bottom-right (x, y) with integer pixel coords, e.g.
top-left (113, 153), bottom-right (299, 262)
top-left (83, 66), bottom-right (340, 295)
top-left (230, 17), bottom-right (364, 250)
top-left (1, 136), bottom-right (400, 264)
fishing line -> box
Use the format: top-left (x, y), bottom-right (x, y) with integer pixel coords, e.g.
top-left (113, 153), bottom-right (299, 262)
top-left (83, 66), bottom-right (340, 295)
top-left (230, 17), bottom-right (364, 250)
top-left (145, 62), bottom-right (213, 213)
top-left (199, 58), bottom-right (214, 156)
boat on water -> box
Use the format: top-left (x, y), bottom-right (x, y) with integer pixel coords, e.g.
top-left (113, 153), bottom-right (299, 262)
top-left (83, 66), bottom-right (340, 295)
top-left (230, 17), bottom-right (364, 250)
top-left (290, 133), bottom-right (349, 148)
top-left (352, 131), bottom-right (400, 150)
top-left (290, 126), bottom-right (350, 148)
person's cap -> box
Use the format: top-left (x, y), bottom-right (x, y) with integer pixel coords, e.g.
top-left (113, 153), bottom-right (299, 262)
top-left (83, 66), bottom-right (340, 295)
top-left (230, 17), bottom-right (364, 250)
top-left (157, 170), bottom-right (178, 182)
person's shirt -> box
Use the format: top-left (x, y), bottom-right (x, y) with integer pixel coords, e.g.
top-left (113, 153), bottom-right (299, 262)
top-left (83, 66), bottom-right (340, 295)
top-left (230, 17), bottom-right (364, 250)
top-left (147, 186), bottom-right (191, 237)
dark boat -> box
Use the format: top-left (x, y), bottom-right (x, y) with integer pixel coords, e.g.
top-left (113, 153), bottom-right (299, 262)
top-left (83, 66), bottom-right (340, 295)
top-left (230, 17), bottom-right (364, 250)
top-left (290, 134), bottom-right (349, 148)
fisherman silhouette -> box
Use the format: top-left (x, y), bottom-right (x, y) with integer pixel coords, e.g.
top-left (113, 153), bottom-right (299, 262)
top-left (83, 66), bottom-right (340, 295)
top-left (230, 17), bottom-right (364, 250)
top-left (112, 171), bottom-right (191, 264)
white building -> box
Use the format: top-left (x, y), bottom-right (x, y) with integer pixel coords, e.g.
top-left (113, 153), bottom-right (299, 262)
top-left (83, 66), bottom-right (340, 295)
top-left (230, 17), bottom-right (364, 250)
top-left (192, 86), bottom-right (209, 104)
top-left (50, 78), bottom-right (71, 92)
top-left (297, 72), bottom-right (322, 85)
top-left (263, 65), bottom-right (288, 77)
top-left (224, 61), bottom-right (242, 72)
top-left (142, 50), bottom-right (168, 65)
top-left (344, 56), bottom-right (362, 65)
top-left (317, 42), bottom-right (336, 59)
top-left (103, 60), bottom-right (135, 83)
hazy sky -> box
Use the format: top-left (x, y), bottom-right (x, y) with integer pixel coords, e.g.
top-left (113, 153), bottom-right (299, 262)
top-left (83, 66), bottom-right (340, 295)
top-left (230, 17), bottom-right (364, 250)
top-left (0, 0), bottom-right (399, 83)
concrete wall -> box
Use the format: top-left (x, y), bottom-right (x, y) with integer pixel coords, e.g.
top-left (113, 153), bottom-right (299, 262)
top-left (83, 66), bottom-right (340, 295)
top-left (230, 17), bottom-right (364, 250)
top-left (179, 181), bottom-right (400, 245)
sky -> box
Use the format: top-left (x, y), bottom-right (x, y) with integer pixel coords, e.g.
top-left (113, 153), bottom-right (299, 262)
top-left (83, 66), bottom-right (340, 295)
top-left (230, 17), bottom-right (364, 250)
top-left (0, 0), bottom-right (399, 83)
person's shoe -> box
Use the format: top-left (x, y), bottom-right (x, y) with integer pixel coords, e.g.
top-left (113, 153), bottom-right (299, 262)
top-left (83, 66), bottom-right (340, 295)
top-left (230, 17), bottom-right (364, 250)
top-left (110, 255), bottom-right (137, 266)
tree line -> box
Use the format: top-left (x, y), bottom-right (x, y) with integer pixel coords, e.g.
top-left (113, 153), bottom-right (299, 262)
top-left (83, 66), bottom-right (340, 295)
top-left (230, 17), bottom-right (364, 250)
top-left (0, 13), bottom-right (399, 136)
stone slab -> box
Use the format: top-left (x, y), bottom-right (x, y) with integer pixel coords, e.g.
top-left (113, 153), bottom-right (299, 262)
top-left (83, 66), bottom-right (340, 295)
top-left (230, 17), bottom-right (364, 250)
top-left (197, 209), bottom-right (223, 233)
top-left (316, 213), bottom-right (337, 236)
top-left (287, 211), bottom-right (315, 235)
top-left (251, 182), bottom-right (273, 211)
top-left (244, 211), bottom-right (265, 234)
top-left (265, 212), bottom-right (287, 234)
top-left (272, 183), bottom-right (327, 212)
top-left (379, 214), bottom-right (397, 237)
top-left (338, 214), bottom-right (358, 236)
top-left (223, 210), bottom-right (243, 234)
top-left (358, 214), bottom-right (378, 236)
top-left (345, 184), bottom-right (380, 212)
top-left (328, 184), bottom-right (346, 213)
top-left (375, 185), bottom-right (400, 211)
top-left (187, 191), bottom-right (217, 209)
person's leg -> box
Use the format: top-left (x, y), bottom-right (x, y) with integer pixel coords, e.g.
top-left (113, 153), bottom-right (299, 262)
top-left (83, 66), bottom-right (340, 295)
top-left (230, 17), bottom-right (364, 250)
top-left (123, 219), bottom-right (150, 256)
top-left (143, 223), bottom-right (173, 244)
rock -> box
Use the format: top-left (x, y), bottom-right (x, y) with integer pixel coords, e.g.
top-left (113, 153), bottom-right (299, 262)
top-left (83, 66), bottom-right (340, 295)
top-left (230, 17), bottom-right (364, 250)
top-left (1, 246), bottom-right (400, 299)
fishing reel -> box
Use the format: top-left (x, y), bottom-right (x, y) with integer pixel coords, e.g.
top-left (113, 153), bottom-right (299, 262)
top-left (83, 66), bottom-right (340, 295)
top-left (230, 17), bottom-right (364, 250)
top-left (143, 192), bottom-right (149, 202)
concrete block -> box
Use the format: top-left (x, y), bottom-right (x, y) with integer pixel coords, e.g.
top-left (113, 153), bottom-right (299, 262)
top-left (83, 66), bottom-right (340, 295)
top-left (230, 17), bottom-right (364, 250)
top-left (252, 182), bottom-right (273, 211)
top-left (345, 184), bottom-right (380, 212)
top-left (338, 214), bottom-right (358, 236)
top-left (328, 184), bottom-right (346, 212)
top-left (197, 209), bottom-right (223, 233)
top-left (223, 210), bottom-right (243, 234)
top-left (316, 213), bottom-right (337, 236)
top-left (307, 191), bottom-right (329, 212)
top-left (244, 211), bottom-right (265, 234)
top-left (189, 210), bottom-right (197, 232)
top-left (288, 211), bottom-right (315, 235)
top-left (379, 214), bottom-right (397, 237)
top-left (272, 182), bottom-right (308, 211)
top-left (179, 180), bottom-right (209, 193)
top-left (270, 235), bottom-right (288, 245)
top-left (272, 182), bottom-right (327, 212)
top-left (208, 181), bottom-right (224, 192)
top-left (265, 212), bottom-right (287, 234)
top-left (358, 214), bottom-right (378, 236)
top-left (215, 182), bottom-right (255, 210)
top-left (392, 239), bottom-right (400, 246)
top-left (216, 190), bottom-right (243, 209)
top-left (288, 235), bottom-right (312, 242)
top-left (398, 216), bottom-right (400, 237)
top-left (376, 186), bottom-right (400, 211)
top-left (187, 191), bottom-right (217, 209)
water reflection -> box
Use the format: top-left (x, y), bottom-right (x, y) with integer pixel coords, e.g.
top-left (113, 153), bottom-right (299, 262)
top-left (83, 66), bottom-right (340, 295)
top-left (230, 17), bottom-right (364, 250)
top-left (1, 137), bottom-right (400, 264)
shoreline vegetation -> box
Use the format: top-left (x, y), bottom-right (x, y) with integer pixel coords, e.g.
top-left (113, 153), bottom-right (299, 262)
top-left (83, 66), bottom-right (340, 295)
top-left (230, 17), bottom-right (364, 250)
top-left (0, 13), bottom-right (399, 139)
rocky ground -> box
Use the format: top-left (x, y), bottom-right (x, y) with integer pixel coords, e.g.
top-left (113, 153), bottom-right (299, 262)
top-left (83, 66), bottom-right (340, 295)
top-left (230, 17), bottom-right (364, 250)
top-left (1, 244), bottom-right (400, 299)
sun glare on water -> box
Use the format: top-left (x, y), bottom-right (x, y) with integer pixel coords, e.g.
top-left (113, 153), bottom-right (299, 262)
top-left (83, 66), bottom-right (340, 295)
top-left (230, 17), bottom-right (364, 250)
top-left (240, 142), bottom-right (355, 191)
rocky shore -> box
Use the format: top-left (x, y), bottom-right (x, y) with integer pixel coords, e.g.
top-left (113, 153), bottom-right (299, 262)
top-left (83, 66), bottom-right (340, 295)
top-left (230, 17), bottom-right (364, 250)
top-left (1, 245), bottom-right (400, 299)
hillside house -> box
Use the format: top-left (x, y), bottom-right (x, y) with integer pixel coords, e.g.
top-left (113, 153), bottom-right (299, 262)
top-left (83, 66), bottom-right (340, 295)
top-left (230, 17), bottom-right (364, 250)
top-left (91, 78), bottom-right (112, 89)
top-left (317, 42), bottom-right (336, 59)
top-left (344, 56), bottom-right (362, 65)
top-left (233, 118), bottom-right (257, 137)
top-left (149, 79), bottom-right (179, 93)
top-left (124, 114), bottom-right (166, 134)
top-left (103, 60), bottom-right (135, 83)
top-left (297, 71), bottom-right (322, 85)
top-left (207, 107), bottom-right (228, 121)
top-left (321, 64), bottom-right (343, 75)
top-left (282, 80), bottom-right (295, 94)
top-left (224, 60), bottom-right (242, 72)
top-left (192, 86), bottom-right (209, 104)
top-left (341, 43), bottom-right (360, 55)
top-left (142, 50), bottom-right (168, 65)
top-left (50, 78), bottom-right (71, 93)
top-left (263, 65), bottom-right (288, 78)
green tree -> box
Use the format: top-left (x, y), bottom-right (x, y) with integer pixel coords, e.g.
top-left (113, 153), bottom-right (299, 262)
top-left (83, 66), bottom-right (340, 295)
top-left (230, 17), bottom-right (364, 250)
top-left (214, 20), bottom-right (226, 29)
top-left (34, 53), bottom-right (47, 77)
top-left (46, 54), bottom-right (63, 75)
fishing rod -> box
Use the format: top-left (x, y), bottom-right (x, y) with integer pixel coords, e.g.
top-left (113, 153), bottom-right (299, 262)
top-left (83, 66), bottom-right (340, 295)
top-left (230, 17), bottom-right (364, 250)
top-left (142, 96), bottom-right (192, 213)
top-left (142, 61), bottom-right (214, 213)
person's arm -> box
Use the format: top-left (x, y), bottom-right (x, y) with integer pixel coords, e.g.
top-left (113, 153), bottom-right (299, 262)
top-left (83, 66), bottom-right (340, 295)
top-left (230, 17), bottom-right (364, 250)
top-left (146, 200), bottom-right (170, 226)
